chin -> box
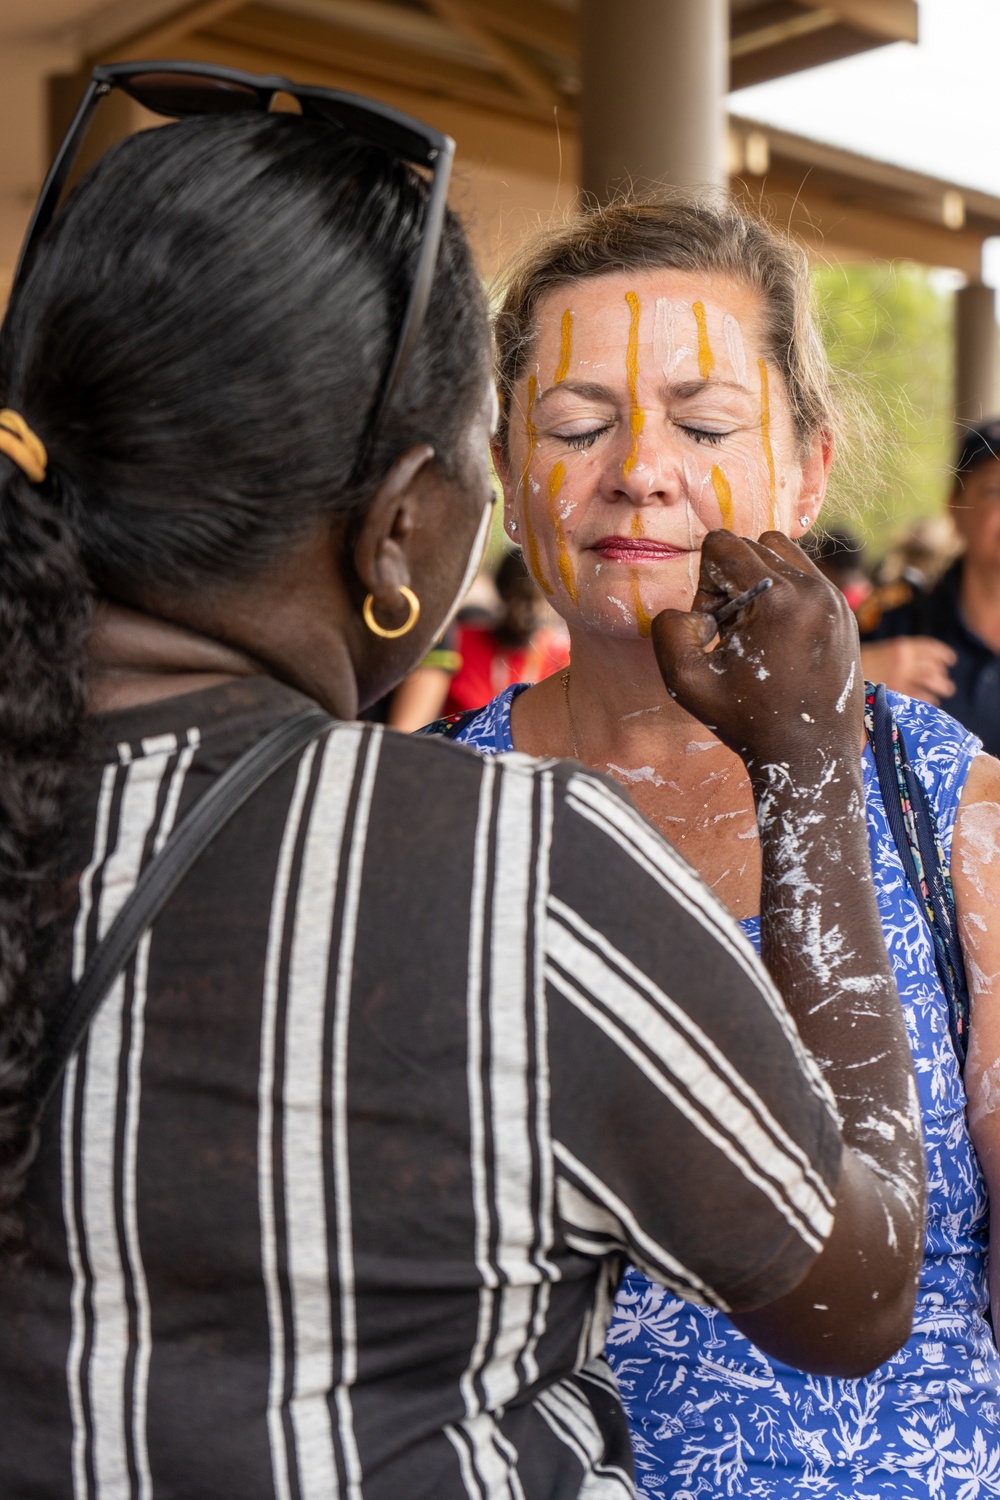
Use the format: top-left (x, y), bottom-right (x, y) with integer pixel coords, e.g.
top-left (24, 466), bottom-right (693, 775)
top-left (579, 585), bottom-right (694, 634)
top-left (575, 604), bottom-right (657, 641)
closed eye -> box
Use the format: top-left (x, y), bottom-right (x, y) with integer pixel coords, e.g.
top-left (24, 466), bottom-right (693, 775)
top-left (679, 425), bottom-right (729, 446)
top-left (565, 424), bottom-right (612, 451)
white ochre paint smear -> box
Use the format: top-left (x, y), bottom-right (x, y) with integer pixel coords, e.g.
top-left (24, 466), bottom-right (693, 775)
top-left (547, 462), bottom-right (578, 604)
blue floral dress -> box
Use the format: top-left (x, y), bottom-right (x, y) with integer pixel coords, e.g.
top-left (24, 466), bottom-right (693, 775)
top-left (435, 686), bottom-right (1000, 1500)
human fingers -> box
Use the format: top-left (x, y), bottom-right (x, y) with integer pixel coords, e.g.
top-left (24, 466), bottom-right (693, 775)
top-left (907, 639), bottom-right (956, 700)
top-left (690, 530), bottom-right (780, 616)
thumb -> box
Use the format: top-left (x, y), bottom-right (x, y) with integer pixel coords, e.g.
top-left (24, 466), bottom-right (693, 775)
top-left (651, 607), bottom-right (718, 707)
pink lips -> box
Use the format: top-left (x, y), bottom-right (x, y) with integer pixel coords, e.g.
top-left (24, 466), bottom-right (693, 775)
top-left (591, 536), bottom-right (690, 564)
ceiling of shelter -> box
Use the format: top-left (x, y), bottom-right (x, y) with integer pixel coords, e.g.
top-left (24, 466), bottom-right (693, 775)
top-left (1, 0), bottom-right (992, 289)
top-left (0, 0), bottom-right (918, 118)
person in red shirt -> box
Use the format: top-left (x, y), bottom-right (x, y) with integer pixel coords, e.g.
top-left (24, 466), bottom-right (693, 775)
top-left (444, 550), bottom-right (569, 714)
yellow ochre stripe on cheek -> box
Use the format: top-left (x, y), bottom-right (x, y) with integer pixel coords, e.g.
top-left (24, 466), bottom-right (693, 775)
top-left (711, 465), bottom-right (734, 530)
top-left (692, 301), bottom-right (715, 381)
top-left (624, 292), bottom-right (645, 477)
top-left (758, 359), bottom-right (777, 530)
top-left (520, 375), bottom-right (552, 595)
top-left (547, 462), bottom-right (578, 604)
top-left (554, 309), bottom-right (573, 384)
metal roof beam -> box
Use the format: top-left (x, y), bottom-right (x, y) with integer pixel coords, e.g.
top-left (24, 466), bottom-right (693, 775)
top-left (422, 0), bottom-right (560, 108)
top-left (797, 0), bottom-right (918, 44)
top-left (458, 0), bottom-right (577, 65)
top-left (201, 4), bottom-right (561, 122)
top-left (98, 1), bottom-right (249, 62)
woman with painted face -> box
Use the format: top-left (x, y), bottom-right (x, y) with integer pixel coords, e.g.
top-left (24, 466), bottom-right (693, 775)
top-left (0, 72), bottom-right (928, 1496)
top-left (435, 197), bottom-right (1000, 1497)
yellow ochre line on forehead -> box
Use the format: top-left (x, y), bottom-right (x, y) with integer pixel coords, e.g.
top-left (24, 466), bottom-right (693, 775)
top-left (624, 292), bottom-right (645, 477)
top-left (554, 309), bottom-right (573, 384)
top-left (692, 301), bottom-right (715, 381)
top-left (758, 359), bottom-right (777, 529)
top-left (547, 462), bottom-right (578, 604)
top-left (520, 375), bottom-right (553, 596)
top-left (711, 465), bottom-right (734, 531)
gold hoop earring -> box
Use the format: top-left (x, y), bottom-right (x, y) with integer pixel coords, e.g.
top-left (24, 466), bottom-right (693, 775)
top-left (362, 586), bottom-right (421, 640)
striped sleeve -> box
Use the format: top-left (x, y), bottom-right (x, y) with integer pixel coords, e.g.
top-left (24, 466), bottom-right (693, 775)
top-left (544, 765), bottom-right (842, 1314)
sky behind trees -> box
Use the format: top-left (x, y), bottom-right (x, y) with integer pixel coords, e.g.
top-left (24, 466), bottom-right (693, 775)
top-left (730, 1), bottom-right (996, 555)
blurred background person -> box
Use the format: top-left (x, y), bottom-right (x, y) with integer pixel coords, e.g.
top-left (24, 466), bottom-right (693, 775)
top-left (804, 524), bottom-right (873, 610)
top-left (441, 548), bottom-right (569, 716)
top-left (874, 513), bottom-right (961, 591)
top-left (859, 419), bottom-right (1000, 752)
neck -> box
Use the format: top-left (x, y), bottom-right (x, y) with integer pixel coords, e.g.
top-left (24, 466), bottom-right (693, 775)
top-left (565, 623), bottom-right (716, 757)
top-left (87, 601), bottom-right (265, 713)
top-left (960, 557), bottom-right (1000, 650)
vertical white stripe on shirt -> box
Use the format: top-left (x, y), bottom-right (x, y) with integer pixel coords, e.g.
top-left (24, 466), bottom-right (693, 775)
top-left (534, 1381), bottom-right (633, 1498)
top-left (64, 760), bottom-right (119, 1500)
top-left (546, 902), bottom-right (833, 1248)
top-left (460, 760), bottom-right (498, 1420)
top-left (446, 1414), bottom-right (524, 1500)
top-left (80, 746), bottom-right (178, 1497)
top-left (124, 730), bottom-right (200, 1500)
top-left (259, 740), bottom-right (321, 1500)
top-left (283, 726), bottom-right (363, 1500)
top-left (521, 767), bottom-right (557, 1386)
top-left (330, 727), bottom-right (382, 1500)
top-left (482, 763), bottom-right (540, 1410)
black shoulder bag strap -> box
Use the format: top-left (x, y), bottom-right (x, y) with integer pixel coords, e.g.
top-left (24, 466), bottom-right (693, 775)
top-left (864, 681), bottom-right (970, 1070)
top-left (35, 704), bottom-right (333, 1109)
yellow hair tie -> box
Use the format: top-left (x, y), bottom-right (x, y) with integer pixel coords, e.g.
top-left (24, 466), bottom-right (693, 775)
top-left (0, 409), bottom-right (48, 484)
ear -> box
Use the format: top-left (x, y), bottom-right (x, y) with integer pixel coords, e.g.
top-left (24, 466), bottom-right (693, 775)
top-left (491, 435), bottom-right (521, 540)
top-left (790, 428), bottom-right (835, 538)
top-left (351, 444), bottom-right (436, 620)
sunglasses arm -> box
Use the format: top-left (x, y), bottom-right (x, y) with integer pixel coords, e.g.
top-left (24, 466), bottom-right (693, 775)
top-left (366, 136), bottom-right (456, 439)
top-left (11, 77), bottom-right (108, 298)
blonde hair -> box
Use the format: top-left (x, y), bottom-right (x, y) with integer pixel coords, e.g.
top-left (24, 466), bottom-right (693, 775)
top-left (493, 193), bottom-right (844, 460)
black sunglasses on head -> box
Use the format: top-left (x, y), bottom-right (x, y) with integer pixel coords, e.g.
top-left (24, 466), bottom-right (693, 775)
top-left (12, 60), bottom-right (456, 459)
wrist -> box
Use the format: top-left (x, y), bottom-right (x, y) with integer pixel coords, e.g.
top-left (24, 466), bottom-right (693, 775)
top-left (746, 745), bottom-right (864, 806)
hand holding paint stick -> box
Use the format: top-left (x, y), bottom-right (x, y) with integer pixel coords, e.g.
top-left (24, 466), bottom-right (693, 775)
top-left (705, 574), bottom-right (773, 629)
top-left (652, 528), bottom-right (865, 766)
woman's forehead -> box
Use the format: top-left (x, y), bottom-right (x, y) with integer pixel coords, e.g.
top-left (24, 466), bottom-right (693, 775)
top-left (535, 269), bottom-right (764, 343)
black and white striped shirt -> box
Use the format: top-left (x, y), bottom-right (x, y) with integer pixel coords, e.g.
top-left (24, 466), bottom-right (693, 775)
top-left (1, 678), bottom-right (841, 1499)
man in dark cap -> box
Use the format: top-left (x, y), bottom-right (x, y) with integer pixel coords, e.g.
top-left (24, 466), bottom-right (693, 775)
top-left (859, 418), bottom-right (1000, 755)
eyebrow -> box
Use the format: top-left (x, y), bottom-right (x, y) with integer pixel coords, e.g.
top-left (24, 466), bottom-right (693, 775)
top-left (535, 377), bottom-right (752, 406)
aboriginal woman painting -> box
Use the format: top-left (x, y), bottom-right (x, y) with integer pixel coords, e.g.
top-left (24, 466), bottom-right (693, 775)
top-left (433, 198), bottom-right (1000, 1498)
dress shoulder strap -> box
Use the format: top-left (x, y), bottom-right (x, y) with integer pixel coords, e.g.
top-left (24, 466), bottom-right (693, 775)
top-left (864, 683), bottom-right (970, 1070)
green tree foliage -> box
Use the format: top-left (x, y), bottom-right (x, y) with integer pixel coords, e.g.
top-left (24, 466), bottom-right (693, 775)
top-left (812, 260), bottom-right (956, 557)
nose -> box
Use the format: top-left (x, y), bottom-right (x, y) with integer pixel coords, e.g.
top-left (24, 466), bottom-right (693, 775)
top-left (605, 418), bottom-right (685, 507)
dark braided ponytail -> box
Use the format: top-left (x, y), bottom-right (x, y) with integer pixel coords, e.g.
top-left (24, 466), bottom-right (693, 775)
top-left (0, 458), bottom-right (90, 1255)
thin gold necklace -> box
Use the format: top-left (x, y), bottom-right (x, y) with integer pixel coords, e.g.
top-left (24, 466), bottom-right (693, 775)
top-left (561, 668), bottom-right (581, 759)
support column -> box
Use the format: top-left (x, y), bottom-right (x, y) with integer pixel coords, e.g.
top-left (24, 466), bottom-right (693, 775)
top-left (955, 282), bottom-right (1000, 427)
top-left (580, 0), bottom-right (728, 203)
